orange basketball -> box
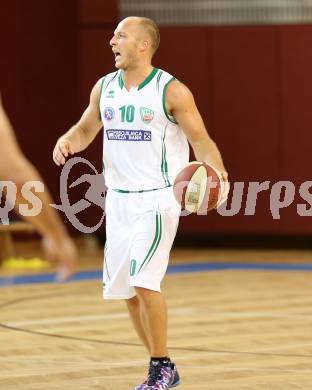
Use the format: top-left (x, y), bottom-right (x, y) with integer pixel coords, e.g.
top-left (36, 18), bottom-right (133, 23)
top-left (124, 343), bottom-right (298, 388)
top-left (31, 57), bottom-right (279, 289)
top-left (173, 162), bottom-right (222, 213)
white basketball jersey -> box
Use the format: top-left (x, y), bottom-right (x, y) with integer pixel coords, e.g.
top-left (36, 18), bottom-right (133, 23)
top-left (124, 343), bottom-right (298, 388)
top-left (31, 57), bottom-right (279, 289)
top-left (99, 68), bottom-right (189, 191)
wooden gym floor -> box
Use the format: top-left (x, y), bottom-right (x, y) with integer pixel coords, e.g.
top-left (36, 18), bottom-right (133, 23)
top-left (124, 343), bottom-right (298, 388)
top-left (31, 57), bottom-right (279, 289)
top-left (1, 239), bottom-right (312, 389)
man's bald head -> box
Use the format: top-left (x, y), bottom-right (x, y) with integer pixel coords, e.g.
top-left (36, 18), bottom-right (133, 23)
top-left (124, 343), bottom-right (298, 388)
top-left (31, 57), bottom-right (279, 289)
top-left (122, 16), bottom-right (160, 56)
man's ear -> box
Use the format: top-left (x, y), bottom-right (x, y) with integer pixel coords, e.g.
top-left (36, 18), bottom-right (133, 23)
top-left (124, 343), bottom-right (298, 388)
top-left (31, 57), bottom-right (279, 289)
top-left (140, 39), bottom-right (149, 52)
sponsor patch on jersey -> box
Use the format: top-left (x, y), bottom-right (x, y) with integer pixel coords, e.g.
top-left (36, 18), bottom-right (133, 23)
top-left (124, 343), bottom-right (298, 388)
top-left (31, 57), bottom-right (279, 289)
top-left (104, 107), bottom-right (115, 120)
top-left (106, 129), bottom-right (152, 141)
top-left (140, 107), bottom-right (154, 124)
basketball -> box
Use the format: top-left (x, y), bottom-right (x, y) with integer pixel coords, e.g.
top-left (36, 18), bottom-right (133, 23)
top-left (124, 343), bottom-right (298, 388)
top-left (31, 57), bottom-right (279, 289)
top-left (173, 162), bottom-right (227, 213)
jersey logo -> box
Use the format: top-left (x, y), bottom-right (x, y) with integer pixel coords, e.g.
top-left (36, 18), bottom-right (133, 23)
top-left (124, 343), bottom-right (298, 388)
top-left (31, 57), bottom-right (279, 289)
top-left (140, 107), bottom-right (154, 124)
top-left (106, 90), bottom-right (115, 98)
top-left (106, 129), bottom-right (152, 141)
top-left (104, 107), bottom-right (115, 120)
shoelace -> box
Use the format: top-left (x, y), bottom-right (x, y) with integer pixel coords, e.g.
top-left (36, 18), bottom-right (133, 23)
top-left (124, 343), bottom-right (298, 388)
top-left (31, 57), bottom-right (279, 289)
top-left (147, 363), bottom-right (163, 386)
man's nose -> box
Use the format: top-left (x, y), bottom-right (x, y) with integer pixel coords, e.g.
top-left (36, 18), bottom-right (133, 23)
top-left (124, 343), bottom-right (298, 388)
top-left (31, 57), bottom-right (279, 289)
top-left (110, 36), bottom-right (116, 46)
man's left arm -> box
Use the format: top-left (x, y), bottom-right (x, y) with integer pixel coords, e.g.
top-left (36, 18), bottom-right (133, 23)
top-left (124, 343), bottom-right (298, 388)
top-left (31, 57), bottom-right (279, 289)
top-left (166, 80), bottom-right (228, 180)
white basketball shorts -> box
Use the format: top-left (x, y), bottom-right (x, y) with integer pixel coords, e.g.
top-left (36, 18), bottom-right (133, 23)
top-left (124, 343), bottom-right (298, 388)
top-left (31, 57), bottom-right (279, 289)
top-left (103, 187), bottom-right (181, 300)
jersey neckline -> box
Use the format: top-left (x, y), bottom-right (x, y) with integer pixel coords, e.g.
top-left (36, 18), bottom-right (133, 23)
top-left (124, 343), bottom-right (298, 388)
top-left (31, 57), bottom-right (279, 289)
top-left (118, 68), bottom-right (159, 91)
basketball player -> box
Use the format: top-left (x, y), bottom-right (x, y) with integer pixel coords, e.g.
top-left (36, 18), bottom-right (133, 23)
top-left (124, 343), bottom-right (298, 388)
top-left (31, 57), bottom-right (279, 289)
top-left (0, 98), bottom-right (77, 282)
top-left (53, 17), bottom-right (227, 389)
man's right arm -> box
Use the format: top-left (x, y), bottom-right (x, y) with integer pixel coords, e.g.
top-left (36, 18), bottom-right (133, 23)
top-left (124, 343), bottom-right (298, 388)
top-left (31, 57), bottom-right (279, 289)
top-left (53, 79), bottom-right (103, 166)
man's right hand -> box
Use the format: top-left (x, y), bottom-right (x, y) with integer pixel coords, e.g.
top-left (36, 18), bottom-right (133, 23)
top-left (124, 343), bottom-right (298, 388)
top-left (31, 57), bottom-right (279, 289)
top-left (42, 235), bottom-right (77, 282)
top-left (53, 138), bottom-right (75, 166)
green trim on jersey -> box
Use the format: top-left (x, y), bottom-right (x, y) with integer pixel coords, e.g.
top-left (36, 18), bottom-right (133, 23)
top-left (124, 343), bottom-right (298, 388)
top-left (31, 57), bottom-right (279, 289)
top-left (156, 71), bottom-right (163, 94)
top-left (112, 185), bottom-right (171, 194)
top-left (98, 76), bottom-right (106, 120)
top-left (138, 67), bottom-right (158, 90)
top-left (162, 77), bottom-right (178, 124)
top-left (118, 71), bottom-right (124, 89)
top-left (161, 123), bottom-right (170, 186)
top-left (118, 68), bottom-right (159, 90)
top-left (137, 212), bottom-right (162, 274)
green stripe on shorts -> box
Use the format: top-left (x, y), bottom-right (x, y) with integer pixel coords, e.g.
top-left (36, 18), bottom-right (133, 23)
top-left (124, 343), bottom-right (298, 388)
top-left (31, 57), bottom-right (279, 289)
top-left (137, 212), bottom-right (162, 274)
top-left (104, 243), bottom-right (110, 280)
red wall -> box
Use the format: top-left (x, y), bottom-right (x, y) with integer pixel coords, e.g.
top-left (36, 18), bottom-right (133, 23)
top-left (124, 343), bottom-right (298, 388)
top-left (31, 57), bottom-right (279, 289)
top-left (1, 0), bottom-right (78, 210)
top-left (155, 25), bottom-right (312, 235)
top-left (0, 1), bottom-right (117, 233)
top-left (1, 2), bottom-right (311, 234)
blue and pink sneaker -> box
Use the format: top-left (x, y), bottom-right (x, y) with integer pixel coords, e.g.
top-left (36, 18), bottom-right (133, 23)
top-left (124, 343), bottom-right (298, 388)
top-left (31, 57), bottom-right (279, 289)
top-left (134, 360), bottom-right (180, 390)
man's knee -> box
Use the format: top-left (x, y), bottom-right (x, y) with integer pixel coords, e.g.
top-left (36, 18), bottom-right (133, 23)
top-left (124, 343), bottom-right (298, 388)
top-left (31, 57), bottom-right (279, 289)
top-left (125, 295), bottom-right (138, 306)
top-left (134, 286), bottom-right (160, 300)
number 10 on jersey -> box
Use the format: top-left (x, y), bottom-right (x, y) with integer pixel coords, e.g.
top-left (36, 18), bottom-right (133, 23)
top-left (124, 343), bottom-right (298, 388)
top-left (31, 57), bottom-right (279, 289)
top-left (119, 105), bottom-right (135, 122)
